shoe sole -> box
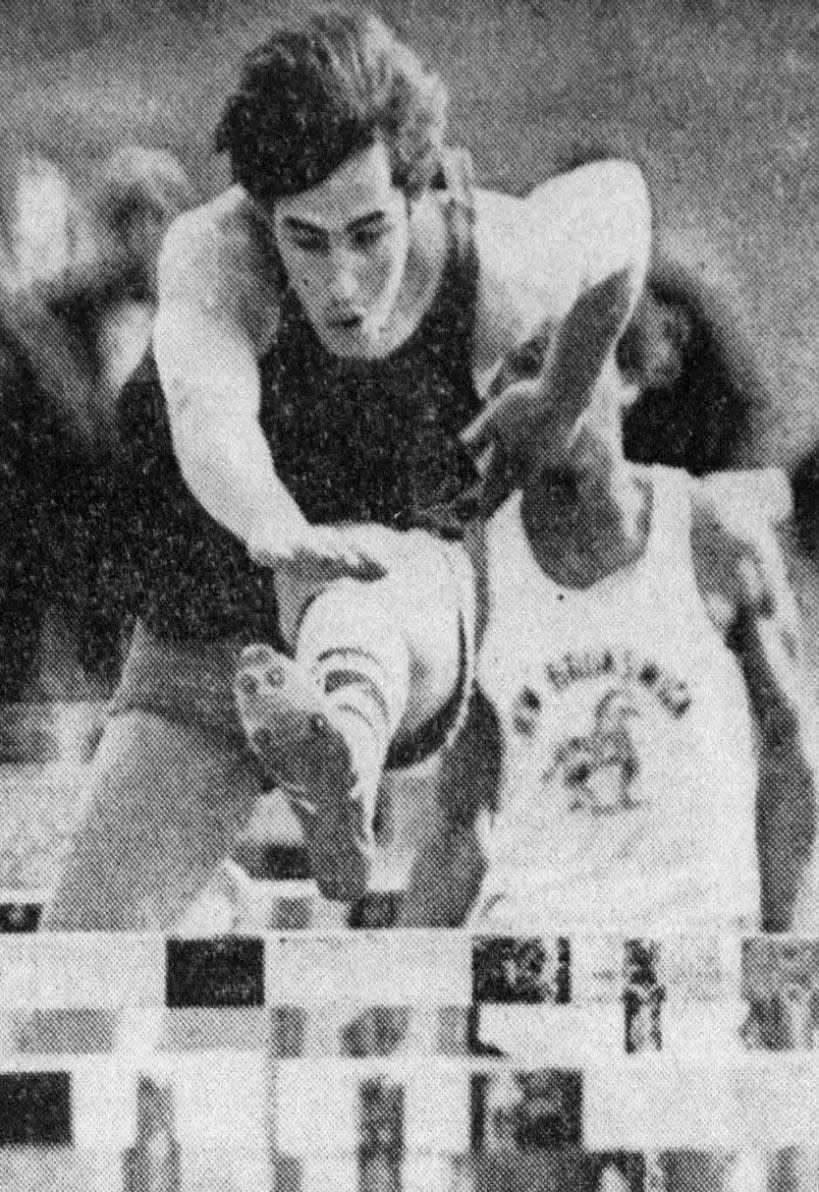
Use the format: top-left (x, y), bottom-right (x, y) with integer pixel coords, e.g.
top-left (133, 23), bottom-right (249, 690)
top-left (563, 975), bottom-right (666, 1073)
top-left (234, 645), bottom-right (369, 901)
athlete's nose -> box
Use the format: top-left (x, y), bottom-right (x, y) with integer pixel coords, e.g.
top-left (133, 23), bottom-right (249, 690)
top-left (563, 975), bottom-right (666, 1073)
top-left (327, 246), bottom-right (359, 305)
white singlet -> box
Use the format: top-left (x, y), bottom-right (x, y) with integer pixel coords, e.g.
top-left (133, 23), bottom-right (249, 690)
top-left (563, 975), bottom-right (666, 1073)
top-left (472, 467), bottom-right (759, 932)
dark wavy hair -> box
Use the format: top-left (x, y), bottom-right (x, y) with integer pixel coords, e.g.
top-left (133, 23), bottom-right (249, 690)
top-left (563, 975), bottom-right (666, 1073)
top-left (215, 9), bottom-right (448, 205)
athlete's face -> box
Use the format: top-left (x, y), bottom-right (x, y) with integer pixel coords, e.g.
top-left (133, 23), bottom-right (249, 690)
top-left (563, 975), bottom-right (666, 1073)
top-left (270, 142), bottom-right (411, 358)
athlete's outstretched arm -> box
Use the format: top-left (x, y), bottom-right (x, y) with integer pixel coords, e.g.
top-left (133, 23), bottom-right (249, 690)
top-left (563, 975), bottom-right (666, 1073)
top-left (154, 216), bottom-right (305, 541)
top-left (153, 214), bottom-right (380, 580)
top-left (399, 690), bottom-right (500, 927)
top-left (692, 476), bottom-right (819, 932)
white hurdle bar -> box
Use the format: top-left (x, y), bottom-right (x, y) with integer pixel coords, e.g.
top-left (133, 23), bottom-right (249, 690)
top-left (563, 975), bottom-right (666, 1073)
top-left (0, 932), bottom-right (815, 1060)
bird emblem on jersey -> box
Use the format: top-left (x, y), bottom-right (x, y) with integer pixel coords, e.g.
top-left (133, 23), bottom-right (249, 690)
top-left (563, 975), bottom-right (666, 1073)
top-left (542, 687), bottom-right (641, 814)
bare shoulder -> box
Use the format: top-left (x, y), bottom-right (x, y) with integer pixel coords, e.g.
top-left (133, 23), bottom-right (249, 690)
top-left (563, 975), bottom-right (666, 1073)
top-left (471, 160), bottom-right (650, 377)
top-left (689, 468), bottom-right (795, 626)
top-left (691, 469), bottom-right (791, 555)
top-left (157, 185), bottom-right (280, 350)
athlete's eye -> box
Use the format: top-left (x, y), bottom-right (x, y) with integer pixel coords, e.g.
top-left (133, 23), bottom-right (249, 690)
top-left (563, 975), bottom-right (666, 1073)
top-left (290, 229), bottom-right (330, 255)
top-left (352, 223), bottom-right (389, 250)
top-left (507, 337), bottom-right (547, 379)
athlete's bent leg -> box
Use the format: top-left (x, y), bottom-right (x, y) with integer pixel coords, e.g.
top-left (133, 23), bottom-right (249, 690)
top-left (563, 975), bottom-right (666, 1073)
top-left (236, 529), bottom-right (470, 900)
top-left (283, 527), bottom-right (468, 755)
top-left (40, 711), bottom-right (262, 932)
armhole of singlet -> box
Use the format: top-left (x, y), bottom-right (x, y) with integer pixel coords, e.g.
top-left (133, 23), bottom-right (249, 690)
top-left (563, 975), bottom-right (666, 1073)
top-left (480, 495), bottom-right (522, 642)
top-left (472, 518), bottom-right (492, 649)
top-left (645, 465), bottom-right (700, 592)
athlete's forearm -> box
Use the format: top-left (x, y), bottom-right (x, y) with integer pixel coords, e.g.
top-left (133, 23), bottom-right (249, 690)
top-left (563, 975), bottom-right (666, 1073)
top-left (170, 405), bottom-right (307, 548)
top-left (757, 726), bottom-right (817, 933)
top-left (544, 268), bottom-right (635, 435)
top-left (524, 160), bottom-right (652, 321)
top-left (154, 296), bottom-right (309, 552)
top-left (739, 612), bottom-right (819, 931)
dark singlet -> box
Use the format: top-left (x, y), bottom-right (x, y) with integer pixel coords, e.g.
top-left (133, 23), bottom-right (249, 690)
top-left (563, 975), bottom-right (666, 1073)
top-left (116, 149), bottom-right (483, 642)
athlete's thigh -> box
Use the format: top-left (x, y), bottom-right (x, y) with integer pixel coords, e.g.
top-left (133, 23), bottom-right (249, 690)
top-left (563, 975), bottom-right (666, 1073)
top-left (272, 523), bottom-right (413, 648)
top-left (370, 529), bottom-right (468, 677)
top-left (41, 710), bottom-right (262, 932)
top-left (275, 526), bottom-right (470, 690)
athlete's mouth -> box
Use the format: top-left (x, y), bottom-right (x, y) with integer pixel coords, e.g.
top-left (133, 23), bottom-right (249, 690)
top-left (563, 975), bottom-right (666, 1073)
top-left (328, 312), bottom-right (364, 332)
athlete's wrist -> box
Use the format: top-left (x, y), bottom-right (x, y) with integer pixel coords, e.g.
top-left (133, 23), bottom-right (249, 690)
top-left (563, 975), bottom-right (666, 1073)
top-left (245, 504), bottom-right (311, 564)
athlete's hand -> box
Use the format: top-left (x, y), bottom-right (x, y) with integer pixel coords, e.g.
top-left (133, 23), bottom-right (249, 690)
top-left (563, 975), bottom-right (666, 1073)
top-left (248, 522), bottom-right (387, 583)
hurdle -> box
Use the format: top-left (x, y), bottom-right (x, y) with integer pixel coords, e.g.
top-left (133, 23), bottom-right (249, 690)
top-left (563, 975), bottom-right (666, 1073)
top-left (3, 1046), bottom-right (816, 1191)
top-left (2, 929), bottom-right (819, 1191)
top-left (0, 931), bottom-right (794, 1062)
top-left (0, 1051), bottom-right (270, 1192)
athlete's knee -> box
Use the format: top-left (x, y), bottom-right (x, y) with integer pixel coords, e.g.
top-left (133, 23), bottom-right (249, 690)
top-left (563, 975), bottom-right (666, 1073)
top-left (285, 534), bottom-right (470, 740)
top-left (298, 577), bottom-right (405, 653)
top-left (301, 548), bottom-right (462, 677)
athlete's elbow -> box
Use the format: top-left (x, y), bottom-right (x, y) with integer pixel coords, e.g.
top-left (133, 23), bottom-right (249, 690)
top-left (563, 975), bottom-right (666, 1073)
top-left (603, 160), bottom-right (650, 223)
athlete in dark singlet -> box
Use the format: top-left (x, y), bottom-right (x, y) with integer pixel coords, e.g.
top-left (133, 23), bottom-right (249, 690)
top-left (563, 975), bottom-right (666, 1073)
top-left (116, 150), bottom-right (480, 643)
top-left (42, 8), bottom-right (652, 929)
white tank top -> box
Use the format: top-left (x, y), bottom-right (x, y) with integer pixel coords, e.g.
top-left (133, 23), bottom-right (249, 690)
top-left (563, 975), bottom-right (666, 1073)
top-left (472, 467), bottom-right (759, 932)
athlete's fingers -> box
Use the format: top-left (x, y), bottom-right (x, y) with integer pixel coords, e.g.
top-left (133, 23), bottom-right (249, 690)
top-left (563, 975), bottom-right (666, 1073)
top-left (285, 548), bottom-right (384, 585)
top-left (307, 529), bottom-right (388, 580)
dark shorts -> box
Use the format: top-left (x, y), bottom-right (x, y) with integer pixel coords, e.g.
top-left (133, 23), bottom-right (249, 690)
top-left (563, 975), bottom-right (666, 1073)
top-left (111, 620), bottom-right (262, 751)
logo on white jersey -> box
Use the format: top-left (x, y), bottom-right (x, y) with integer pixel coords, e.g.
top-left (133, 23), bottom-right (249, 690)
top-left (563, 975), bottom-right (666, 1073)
top-left (542, 686), bottom-right (641, 816)
top-left (508, 650), bottom-right (694, 818)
